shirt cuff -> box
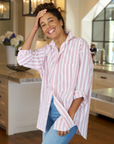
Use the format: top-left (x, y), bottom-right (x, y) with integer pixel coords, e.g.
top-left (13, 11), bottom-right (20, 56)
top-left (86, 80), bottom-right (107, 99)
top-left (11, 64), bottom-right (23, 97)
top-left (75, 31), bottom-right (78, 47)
top-left (53, 115), bottom-right (74, 131)
top-left (73, 90), bottom-right (88, 107)
top-left (18, 46), bottom-right (22, 51)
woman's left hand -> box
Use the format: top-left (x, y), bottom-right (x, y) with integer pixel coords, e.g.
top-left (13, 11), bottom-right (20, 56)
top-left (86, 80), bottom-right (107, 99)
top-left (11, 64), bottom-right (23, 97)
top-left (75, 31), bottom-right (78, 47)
top-left (58, 130), bottom-right (70, 136)
top-left (58, 113), bottom-right (73, 136)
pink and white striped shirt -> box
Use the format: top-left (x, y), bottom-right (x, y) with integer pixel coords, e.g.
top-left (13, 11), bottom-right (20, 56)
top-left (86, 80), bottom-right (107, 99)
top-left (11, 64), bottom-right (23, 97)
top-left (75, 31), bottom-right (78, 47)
top-left (17, 31), bottom-right (93, 139)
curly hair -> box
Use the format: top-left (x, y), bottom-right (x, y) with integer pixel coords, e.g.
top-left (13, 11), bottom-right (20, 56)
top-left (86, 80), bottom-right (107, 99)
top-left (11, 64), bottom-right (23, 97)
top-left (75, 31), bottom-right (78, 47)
top-left (33, 2), bottom-right (65, 30)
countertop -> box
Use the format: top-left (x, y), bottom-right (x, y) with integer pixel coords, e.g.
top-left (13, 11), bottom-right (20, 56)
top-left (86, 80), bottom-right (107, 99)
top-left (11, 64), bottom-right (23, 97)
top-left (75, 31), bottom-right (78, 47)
top-left (0, 64), bottom-right (41, 83)
top-left (92, 88), bottom-right (114, 103)
top-left (0, 63), bottom-right (114, 83)
top-left (94, 64), bottom-right (114, 74)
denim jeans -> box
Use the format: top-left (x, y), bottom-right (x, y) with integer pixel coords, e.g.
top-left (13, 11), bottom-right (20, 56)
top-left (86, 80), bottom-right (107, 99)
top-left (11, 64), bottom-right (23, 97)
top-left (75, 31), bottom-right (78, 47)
top-left (42, 96), bottom-right (77, 144)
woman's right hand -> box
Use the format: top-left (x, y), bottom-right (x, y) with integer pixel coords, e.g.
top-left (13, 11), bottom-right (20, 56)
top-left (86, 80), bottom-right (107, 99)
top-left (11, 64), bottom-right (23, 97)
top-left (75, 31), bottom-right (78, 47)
top-left (33, 9), bottom-right (47, 31)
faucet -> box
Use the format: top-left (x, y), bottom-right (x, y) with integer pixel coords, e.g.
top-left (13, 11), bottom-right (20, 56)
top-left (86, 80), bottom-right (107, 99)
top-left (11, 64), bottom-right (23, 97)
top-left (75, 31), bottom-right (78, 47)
top-left (101, 50), bottom-right (103, 65)
top-left (97, 49), bottom-right (105, 65)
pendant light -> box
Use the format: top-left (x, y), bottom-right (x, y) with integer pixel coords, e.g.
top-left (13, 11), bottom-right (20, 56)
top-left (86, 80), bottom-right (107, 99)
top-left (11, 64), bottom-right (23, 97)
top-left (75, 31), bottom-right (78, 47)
top-left (0, 0), bottom-right (11, 20)
top-left (22, 0), bottom-right (55, 16)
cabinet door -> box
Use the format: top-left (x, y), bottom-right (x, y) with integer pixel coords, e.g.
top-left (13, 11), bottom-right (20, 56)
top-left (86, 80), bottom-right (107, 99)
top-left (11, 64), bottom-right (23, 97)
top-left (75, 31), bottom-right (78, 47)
top-left (94, 100), bottom-right (114, 118)
top-left (93, 72), bottom-right (114, 89)
top-left (0, 89), bottom-right (6, 111)
top-left (0, 109), bottom-right (6, 127)
top-left (0, 77), bottom-right (7, 89)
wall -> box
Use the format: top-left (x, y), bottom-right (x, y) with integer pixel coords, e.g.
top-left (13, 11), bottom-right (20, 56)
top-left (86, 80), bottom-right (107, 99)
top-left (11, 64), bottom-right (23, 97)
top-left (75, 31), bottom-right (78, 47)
top-left (66, 0), bottom-right (79, 37)
top-left (0, 2), bottom-right (13, 63)
top-left (17, 0), bottom-right (25, 39)
top-left (56, 0), bottom-right (65, 9)
top-left (66, 0), bottom-right (111, 46)
top-left (66, 0), bottom-right (99, 38)
top-left (80, 0), bottom-right (99, 19)
top-left (66, 0), bottom-right (99, 37)
top-left (25, 17), bottom-right (36, 50)
top-left (16, 0), bottom-right (36, 50)
top-left (81, 0), bottom-right (111, 46)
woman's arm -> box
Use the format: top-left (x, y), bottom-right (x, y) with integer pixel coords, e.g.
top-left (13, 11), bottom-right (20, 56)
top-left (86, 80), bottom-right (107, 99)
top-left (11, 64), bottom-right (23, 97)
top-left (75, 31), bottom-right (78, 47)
top-left (17, 9), bottom-right (47, 71)
top-left (68, 97), bottom-right (83, 120)
top-left (21, 28), bottom-right (37, 50)
top-left (21, 9), bottom-right (47, 50)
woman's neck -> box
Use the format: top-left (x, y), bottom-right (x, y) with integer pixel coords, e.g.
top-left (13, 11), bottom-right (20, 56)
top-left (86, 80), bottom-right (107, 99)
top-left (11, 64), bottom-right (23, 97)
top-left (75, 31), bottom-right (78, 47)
top-left (53, 31), bottom-right (67, 51)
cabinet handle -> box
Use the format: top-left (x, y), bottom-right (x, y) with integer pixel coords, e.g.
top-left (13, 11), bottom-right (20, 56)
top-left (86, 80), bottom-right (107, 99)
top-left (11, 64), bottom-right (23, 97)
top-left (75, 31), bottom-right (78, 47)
top-left (0, 81), bottom-right (1, 83)
top-left (100, 76), bottom-right (107, 79)
top-left (0, 114), bottom-right (1, 116)
top-left (0, 95), bottom-right (1, 98)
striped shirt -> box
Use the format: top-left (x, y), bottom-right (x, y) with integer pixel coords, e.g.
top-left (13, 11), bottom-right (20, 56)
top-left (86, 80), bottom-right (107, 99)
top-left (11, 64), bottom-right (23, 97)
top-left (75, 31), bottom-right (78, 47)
top-left (17, 31), bottom-right (93, 139)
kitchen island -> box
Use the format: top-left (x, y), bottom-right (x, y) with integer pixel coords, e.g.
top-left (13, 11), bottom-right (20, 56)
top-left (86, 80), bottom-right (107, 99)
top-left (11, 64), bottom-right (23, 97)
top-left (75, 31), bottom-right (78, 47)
top-left (90, 64), bottom-right (114, 119)
top-left (0, 64), bottom-right (41, 135)
top-left (90, 88), bottom-right (114, 119)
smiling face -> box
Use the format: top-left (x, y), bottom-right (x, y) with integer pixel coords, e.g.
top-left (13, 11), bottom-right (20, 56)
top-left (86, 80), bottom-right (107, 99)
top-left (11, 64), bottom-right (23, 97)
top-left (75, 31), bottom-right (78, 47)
top-left (40, 12), bottom-right (64, 40)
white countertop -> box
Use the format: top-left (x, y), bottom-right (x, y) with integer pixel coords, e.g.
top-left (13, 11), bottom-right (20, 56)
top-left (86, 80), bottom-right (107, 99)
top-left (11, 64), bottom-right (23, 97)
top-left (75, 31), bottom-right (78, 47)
top-left (92, 88), bottom-right (114, 103)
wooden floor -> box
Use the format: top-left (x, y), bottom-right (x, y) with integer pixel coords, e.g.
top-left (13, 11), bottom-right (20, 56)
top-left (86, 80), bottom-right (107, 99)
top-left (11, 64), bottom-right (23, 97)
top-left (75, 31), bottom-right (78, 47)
top-left (0, 114), bottom-right (114, 144)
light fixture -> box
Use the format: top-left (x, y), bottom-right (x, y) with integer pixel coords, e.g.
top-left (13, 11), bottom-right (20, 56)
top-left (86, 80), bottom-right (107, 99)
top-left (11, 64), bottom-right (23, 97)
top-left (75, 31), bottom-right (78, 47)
top-left (0, 0), bottom-right (11, 20)
top-left (22, 0), bottom-right (56, 16)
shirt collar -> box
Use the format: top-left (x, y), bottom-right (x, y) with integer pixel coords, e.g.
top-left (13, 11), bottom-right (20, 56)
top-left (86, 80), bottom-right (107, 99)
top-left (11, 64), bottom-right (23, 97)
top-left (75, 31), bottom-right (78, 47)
top-left (48, 31), bottom-right (74, 47)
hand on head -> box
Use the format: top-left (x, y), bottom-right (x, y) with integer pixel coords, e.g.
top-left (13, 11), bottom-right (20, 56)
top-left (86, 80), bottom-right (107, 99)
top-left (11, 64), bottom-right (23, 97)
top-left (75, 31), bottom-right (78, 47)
top-left (33, 9), bottom-right (47, 31)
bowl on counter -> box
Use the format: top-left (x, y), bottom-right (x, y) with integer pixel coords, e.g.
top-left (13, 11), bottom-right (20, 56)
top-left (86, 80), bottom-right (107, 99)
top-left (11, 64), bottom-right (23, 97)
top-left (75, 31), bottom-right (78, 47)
top-left (7, 64), bottom-right (30, 72)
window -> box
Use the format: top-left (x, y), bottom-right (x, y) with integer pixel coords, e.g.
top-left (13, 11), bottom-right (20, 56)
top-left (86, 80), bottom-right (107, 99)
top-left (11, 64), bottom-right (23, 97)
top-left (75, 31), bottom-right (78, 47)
top-left (92, 0), bottom-right (114, 63)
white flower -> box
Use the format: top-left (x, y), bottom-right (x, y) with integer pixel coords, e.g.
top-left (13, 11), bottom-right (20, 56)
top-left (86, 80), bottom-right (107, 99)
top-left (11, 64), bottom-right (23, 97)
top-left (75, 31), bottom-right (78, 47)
top-left (5, 31), bottom-right (13, 39)
top-left (0, 31), bottom-right (24, 47)
top-left (0, 35), bottom-right (5, 42)
top-left (112, 47), bottom-right (114, 51)
top-left (16, 35), bottom-right (24, 41)
top-left (11, 38), bottom-right (19, 47)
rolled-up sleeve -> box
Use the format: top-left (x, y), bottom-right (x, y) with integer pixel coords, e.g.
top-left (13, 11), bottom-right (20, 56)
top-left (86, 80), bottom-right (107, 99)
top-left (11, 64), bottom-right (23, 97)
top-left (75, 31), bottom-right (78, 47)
top-left (17, 45), bottom-right (47, 75)
top-left (73, 39), bottom-right (93, 107)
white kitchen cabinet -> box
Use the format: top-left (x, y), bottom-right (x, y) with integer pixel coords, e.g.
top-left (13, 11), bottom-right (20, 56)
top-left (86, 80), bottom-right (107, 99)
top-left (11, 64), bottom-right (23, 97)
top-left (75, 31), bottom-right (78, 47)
top-left (0, 109), bottom-right (6, 128)
top-left (0, 76), bottom-right (41, 135)
top-left (92, 71), bottom-right (114, 89)
top-left (0, 77), bottom-right (7, 130)
top-left (91, 71), bottom-right (114, 119)
top-left (90, 98), bottom-right (114, 119)
top-left (94, 99), bottom-right (114, 118)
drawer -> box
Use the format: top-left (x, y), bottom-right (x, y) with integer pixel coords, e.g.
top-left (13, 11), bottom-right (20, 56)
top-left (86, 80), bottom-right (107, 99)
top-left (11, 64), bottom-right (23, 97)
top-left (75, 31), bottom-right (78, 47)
top-left (94, 100), bottom-right (114, 118)
top-left (94, 72), bottom-right (114, 82)
top-left (0, 90), bottom-right (6, 111)
top-left (0, 77), bottom-right (7, 89)
top-left (0, 109), bottom-right (6, 127)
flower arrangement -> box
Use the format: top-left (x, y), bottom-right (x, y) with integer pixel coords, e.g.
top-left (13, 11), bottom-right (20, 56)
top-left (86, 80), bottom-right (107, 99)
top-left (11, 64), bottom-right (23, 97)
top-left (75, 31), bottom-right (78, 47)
top-left (0, 31), bottom-right (24, 54)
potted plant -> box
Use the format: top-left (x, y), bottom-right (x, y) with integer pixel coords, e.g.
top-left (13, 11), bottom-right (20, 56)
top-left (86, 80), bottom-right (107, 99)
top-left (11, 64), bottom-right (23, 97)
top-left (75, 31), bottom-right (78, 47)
top-left (0, 31), bottom-right (24, 64)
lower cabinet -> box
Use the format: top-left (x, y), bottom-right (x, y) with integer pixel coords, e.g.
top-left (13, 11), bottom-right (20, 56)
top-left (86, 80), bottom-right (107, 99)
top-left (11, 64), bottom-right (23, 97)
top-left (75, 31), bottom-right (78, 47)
top-left (0, 76), bottom-right (41, 135)
top-left (0, 109), bottom-right (6, 128)
top-left (92, 71), bottom-right (114, 89)
top-left (90, 98), bottom-right (114, 119)
top-left (91, 71), bottom-right (114, 119)
top-left (0, 77), bottom-right (7, 130)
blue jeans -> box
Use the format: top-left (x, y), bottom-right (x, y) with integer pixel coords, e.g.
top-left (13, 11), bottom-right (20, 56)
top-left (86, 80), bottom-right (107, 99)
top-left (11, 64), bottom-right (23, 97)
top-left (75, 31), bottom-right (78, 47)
top-left (42, 96), bottom-right (77, 144)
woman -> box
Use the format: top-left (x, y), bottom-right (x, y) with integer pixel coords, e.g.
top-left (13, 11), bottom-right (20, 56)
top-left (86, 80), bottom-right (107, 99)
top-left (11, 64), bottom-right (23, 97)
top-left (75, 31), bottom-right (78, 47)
top-left (90, 43), bottom-right (97, 61)
top-left (17, 3), bottom-right (93, 144)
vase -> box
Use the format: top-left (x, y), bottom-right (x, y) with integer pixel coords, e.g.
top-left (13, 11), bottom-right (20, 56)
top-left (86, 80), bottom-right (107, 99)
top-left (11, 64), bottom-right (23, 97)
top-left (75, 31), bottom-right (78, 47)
top-left (5, 45), bottom-right (16, 64)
